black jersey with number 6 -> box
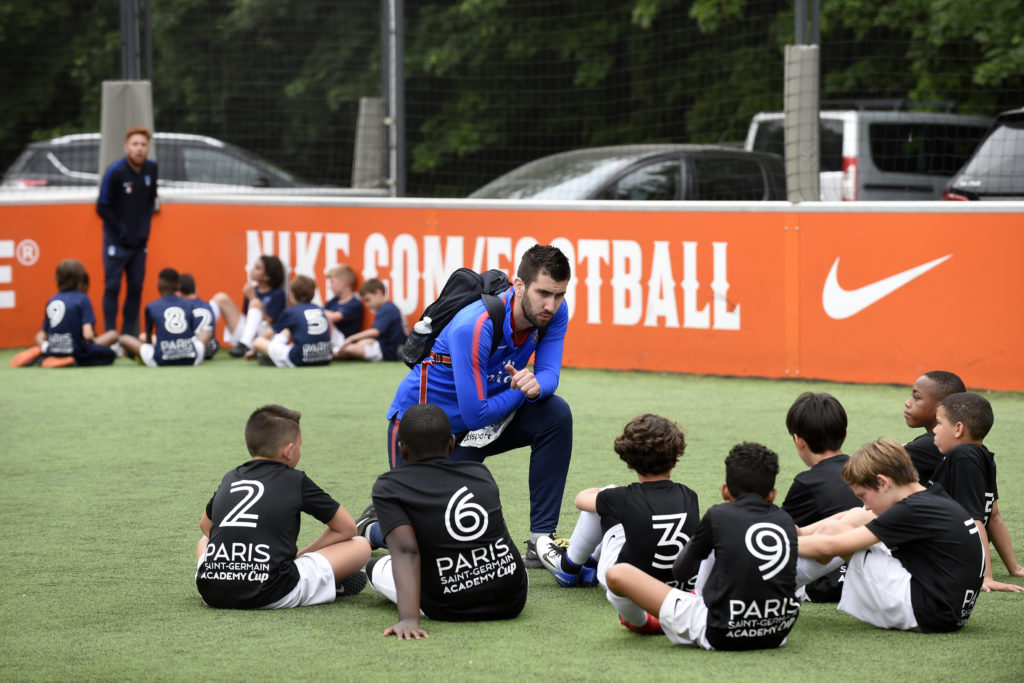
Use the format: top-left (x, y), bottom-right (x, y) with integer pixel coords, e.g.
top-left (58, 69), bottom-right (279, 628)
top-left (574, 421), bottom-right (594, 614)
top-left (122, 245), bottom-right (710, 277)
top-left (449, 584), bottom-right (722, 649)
top-left (866, 485), bottom-right (985, 633)
top-left (596, 480), bottom-right (700, 586)
top-left (673, 494), bottom-right (800, 651)
top-left (372, 458), bottom-right (528, 621)
top-left (196, 459), bottom-right (340, 609)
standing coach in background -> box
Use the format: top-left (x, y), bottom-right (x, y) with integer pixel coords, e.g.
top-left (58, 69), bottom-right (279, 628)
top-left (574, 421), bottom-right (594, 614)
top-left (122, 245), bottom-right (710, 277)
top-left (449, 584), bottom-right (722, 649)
top-left (96, 125), bottom-right (158, 336)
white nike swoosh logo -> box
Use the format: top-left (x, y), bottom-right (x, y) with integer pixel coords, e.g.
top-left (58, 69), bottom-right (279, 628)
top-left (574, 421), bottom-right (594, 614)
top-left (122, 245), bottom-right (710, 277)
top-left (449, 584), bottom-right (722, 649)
top-left (822, 254), bottom-right (952, 320)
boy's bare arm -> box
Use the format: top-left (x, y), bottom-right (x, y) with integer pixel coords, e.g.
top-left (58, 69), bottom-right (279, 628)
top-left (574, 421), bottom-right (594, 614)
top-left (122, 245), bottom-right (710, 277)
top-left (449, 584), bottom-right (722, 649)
top-left (797, 525), bottom-right (879, 563)
top-left (384, 525), bottom-right (429, 640)
top-left (298, 507), bottom-right (358, 556)
top-left (977, 520), bottom-right (1024, 592)
top-left (574, 488), bottom-right (601, 512)
top-left (987, 501), bottom-right (1024, 577)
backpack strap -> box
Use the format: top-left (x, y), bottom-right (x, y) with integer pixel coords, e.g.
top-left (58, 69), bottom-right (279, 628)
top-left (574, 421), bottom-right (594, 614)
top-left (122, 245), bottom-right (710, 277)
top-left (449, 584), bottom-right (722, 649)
top-left (482, 293), bottom-right (506, 357)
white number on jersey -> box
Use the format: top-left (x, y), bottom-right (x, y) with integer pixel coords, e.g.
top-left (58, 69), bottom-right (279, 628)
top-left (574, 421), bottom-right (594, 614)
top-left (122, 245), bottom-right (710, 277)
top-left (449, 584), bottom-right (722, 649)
top-left (304, 308), bottom-right (328, 335)
top-left (193, 307), bottom-right (214, 334)
top-left (444, 486), bottom-right (489, 542)
top-left (163, 306), bottom-right (189, 334)
top-left (744, 522), bottom-right (791, 581)
top-left (221, 480), bottom-right (265, 528)
top-left (650, 513), bottom-right (691, 569)
top-left (46, 300), bottom-right (67, 328)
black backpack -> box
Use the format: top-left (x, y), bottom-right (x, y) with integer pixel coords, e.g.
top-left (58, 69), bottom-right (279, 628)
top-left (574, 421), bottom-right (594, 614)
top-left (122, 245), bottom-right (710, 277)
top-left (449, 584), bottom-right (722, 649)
top-left (400, 268), bottom-right (511, 368)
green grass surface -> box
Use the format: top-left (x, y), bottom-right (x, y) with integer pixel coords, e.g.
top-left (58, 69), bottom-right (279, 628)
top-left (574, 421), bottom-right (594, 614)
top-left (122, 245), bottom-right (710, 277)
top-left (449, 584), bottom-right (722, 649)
top-left (2, 353), bottom-right (1023, 681)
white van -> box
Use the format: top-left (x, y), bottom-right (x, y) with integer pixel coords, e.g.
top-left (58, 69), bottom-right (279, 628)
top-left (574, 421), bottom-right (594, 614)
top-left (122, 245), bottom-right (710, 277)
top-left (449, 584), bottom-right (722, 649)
top-left (744, 109), bottom-right (992, 200)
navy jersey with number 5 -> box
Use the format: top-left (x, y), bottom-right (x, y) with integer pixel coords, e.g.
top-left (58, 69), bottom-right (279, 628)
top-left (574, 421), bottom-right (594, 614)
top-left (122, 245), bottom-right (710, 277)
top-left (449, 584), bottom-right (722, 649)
top-left (673, 494), bottom-right (800, 651)
top-left (144, 294), bottom-right (198, 365)
top-left (371, 458), bottom-right (528, 621)
top-left (272, 303), bottom-right (333, 366)
top-left (196, 459), bottom-right (340, 609)
top-left (596, 481), bottom-right (700, 586)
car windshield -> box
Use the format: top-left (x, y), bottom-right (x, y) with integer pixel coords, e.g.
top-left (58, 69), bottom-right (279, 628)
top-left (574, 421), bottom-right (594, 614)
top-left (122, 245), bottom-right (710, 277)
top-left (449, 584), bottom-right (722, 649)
top-left (470, 150), bottom-right (644, 199)
top-left (959, 121), bottom-right (1024, 178)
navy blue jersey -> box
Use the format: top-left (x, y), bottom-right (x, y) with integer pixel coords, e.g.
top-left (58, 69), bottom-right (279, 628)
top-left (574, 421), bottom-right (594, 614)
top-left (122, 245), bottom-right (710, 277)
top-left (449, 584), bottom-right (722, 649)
top-left (197, 459), bottom-right (340, 609)
top-left (324, 295), bottom-right (364, 338)
top-left (272, 303), bottom-right (333, 366)
top-left (596, 480), bottom-right (700, 587)
top-left (144, 294), bottom-right (198, 365)
top-left (906, 432), bottom-right (943, 484)
top-left (867, 485), bottom-right (985, 632)
top-left (371, 457), bottom-right (528, 621)
top-left (389, 288), bottom-right (568, 432)
top-left (928, 444), bottom-right (999, 526)
top-left (188, 298), bottom-right (217, 338)
top-left (371, 301), bottom-right (409, 361)
top-left (242, 286), bottom-right (286, 322)
top-left (673, 494), bottom-right (800, 651)
top-left (42, 290), bottom-right (97, 357)
top-left (96, 157), bottom-right (157, 248)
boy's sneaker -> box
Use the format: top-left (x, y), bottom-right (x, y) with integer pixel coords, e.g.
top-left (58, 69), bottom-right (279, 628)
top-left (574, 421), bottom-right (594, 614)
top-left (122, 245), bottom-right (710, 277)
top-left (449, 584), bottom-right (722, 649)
top-left (620, 612), bottom-right (663, 635)
top-left (524, 533), bottom-right (568, 569)
top-left (355, 504), bottom-right (377, 538)
top-left (535, 535), bottom-right (580, 587)
top-left (228, 343), bottom-right (250, 358)
top-left (579, 560), bottom-right (600, 587)
top-left (336, 571), bottom-right (368, 598)
top-left (41, 356), bottom-right (75, 368)
top-left (256, 353), bottom-right (275, 366)
top-left (9, 346), bottom-right (42, 367)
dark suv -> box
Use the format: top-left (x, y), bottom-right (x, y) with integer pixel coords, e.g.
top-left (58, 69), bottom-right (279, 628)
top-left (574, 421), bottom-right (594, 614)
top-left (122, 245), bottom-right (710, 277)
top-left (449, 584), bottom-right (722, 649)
top-left (944, 108), bottom-right (1024, 201)
top-left (3, 132), bottom-right (314, 189)
top-left (469, 145), bottom-right (786, 201)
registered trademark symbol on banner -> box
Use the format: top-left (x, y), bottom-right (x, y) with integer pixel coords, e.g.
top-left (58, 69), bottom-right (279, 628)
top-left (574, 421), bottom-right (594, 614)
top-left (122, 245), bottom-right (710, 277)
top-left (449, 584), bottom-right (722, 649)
top-left (16, 239), bottom-right (40, 266)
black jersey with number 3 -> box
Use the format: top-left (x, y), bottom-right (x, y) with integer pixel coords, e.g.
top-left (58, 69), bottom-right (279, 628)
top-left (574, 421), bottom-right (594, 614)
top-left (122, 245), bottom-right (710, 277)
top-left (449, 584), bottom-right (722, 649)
top-left (673, 494), bottom-right (800, 651)
top-left (866, 485), bottom-right (985, 633)
top-left (196, 459), bottom-right (340, 609)
top-left (372, 458), bottom-right (528, 621)
top-left (596, 480), bottom-right (700, 586)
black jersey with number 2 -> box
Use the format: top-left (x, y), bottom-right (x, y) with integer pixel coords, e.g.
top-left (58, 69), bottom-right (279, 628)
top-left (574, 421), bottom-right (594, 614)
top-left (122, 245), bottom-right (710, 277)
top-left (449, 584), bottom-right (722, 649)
top-left (196, 459), bottom-right (340, 609)
top-left (372, 458), bottom-right (528, 621)
top-left (596, 480), bottom-right (700, 586)
top-left (673, 494), bottom-right (800, 651)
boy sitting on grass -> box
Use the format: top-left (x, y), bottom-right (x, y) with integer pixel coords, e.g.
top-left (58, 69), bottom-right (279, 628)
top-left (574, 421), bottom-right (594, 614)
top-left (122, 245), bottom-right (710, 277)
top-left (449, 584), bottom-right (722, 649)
top-left (535, 414), bottom-right (700, 636)
top-left (798, 438), bottom-right (986, 631)
top-left (606, 442), bottom-right (801, 650)
top-left (120, 267), bottom-right (205, 366)
top-left (195, 405), bottom-right (370, 609)
top-left (930, 392), bottom-right (1024, 591)
top-left (903, 370), bottom-right (965, 483)
top-left (366, 403), bottom-right (528, 639)
top-left (247, 274), bottom-right (333, 368)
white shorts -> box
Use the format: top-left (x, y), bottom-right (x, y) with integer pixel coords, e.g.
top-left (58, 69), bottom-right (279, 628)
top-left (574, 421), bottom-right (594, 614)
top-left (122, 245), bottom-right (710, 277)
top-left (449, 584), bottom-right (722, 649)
top-left (259, 553), bottom-right (337, 609)
top-left (362, 339), bottom-right (383, 362)
top-left (659, 586), bottom-right (713, 649)
top-left (266, 335), bottom-right (296, 368)
top-left (838, 544), bottom-right (918, 630)
top-left (139, 339), bottom-right (204, 367)
top-left (366, 556), bottom-right (424, 615)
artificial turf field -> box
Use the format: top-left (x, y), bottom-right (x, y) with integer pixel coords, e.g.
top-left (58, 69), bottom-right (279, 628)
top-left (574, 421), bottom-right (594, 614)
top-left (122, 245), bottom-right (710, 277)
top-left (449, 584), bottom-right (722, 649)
top-left (2, 352), bottom-right (1022, 681)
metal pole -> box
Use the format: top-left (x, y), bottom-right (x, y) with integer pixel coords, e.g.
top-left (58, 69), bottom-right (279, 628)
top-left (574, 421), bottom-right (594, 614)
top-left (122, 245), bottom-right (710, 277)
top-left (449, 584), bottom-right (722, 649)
top-left (381, 0), bottom-right (406, 197)
top-left (794, 0), bottom-right (807, 45)
top-left (143, 0), bottom-right (153, 83)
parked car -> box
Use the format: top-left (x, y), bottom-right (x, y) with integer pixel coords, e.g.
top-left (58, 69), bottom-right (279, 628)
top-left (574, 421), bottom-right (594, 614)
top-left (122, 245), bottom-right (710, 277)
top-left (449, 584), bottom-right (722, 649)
top-left (744, 104), bottom-right (992, 200)
top-left (943, 108), bottom-right (1024, 201)
top-left (468, 145), bottom-right (787, 201)
top-left (3, 132), bottom-right (334, 191)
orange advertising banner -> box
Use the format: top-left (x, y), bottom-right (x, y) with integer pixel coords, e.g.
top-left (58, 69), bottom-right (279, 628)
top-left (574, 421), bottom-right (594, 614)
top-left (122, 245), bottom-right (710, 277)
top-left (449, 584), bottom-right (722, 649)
top-left (1, 196), bottom-right (1021, 390)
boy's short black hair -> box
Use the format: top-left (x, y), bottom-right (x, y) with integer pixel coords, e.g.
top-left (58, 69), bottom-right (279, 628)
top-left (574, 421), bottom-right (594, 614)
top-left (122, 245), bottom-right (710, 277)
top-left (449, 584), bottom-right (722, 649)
top-left (725, 442), bottom-right (779, 499)
top-left (924, 370), bottom-right (966, 399)
top-left (359, 278), bottom-right (386, 297)
top-left (157, 268), bottom-right (180, 294)
top-left (245, 405), bottom-right (301, 458)
top-left (260, 255), bottom-right (286, 290)
top-left (178, 273), bottom-right (196, 295)
top-left (398, 403), bottom-right (452, 457)
top-left (613, 413), bottom-right (686, 476)
top-left (290, 274), bottom-right (316, 303)
top-left (785, 392), bottom-right (847, 454)
top-left (517, 244), bottom-right (571, 286)
top-left (55, 259), bottom-right (86, 292)
top-left (940, 392), bottom-right (994, 441)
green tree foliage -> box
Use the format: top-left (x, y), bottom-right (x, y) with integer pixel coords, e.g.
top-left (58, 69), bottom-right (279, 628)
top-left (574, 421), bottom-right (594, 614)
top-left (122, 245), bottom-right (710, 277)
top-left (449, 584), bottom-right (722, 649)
top-left (1, 0), bottom-right (1020, 194)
